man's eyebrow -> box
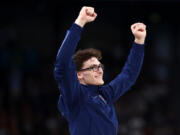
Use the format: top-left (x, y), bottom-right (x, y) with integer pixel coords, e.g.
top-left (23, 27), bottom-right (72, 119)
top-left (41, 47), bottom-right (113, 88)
top-left (91, 63), bottom-right (101, 66)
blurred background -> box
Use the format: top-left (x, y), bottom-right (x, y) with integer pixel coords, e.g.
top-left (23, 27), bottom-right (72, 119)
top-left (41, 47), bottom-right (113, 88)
top-left (0, 0), bottom-right (180, 135)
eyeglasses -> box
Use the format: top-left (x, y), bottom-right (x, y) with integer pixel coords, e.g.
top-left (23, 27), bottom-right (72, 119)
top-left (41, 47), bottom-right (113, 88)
top-left (79, 64), bottom-right (104, 72)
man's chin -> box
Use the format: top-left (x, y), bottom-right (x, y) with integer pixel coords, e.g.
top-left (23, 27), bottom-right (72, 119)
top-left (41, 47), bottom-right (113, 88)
top-left (87, 79), bottom-right (104, 86)
top-left (97, 80), bottom-right (104, 86)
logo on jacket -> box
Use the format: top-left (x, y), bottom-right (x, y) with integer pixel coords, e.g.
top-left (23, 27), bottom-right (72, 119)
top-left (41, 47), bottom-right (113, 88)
top-left (99, 95), bottom-right (107, 104)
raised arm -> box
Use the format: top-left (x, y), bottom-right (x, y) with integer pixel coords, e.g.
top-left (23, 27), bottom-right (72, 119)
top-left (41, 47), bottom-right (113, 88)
top-left (55, 6), bottom-right (97, 67)
top-left (100, 22), bottom-right (147, 104)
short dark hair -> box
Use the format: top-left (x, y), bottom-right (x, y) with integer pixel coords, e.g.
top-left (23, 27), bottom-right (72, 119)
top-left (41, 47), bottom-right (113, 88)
top-left (73, 48), bottom-right (102, 71)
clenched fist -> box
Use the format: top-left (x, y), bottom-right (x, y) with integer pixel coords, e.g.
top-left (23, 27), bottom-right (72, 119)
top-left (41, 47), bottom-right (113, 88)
top-left (131, 23), bottom-right (146, 45)
top-left (75, 6), bottom-right (97, 27)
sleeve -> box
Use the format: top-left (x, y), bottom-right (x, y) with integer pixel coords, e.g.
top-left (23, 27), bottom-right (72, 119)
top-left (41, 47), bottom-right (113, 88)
top-left (54, 23), bottom-right (83, 116)
top-left (100, 43), bottom-right (145, 104)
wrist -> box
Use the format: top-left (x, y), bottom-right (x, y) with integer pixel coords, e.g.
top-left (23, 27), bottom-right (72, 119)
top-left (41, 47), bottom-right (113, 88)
top-left (75, 18), bottom-right (86, 28)
top-left (134, 38), bottom-right (145, 45)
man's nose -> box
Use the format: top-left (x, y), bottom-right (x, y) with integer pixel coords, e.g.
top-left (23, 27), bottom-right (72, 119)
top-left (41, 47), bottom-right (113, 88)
top-left (98, 67), bottom-right (103, 74)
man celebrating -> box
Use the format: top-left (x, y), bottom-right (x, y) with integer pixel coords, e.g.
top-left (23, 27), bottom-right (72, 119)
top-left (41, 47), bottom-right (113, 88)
top-left (54, 6), bottom-right (146, 135)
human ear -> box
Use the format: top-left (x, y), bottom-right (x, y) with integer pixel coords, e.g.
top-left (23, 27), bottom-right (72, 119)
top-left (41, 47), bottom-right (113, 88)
top-left (77, 72), bottom-right (83, 80)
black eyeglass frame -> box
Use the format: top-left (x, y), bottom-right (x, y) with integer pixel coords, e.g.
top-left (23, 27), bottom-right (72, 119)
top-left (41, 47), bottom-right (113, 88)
top-left (79, 64), bottom-right (104, 72)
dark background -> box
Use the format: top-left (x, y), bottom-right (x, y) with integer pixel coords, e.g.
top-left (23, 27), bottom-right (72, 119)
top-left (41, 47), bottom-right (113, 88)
top-left (0, 0), bottom-right (180, 135)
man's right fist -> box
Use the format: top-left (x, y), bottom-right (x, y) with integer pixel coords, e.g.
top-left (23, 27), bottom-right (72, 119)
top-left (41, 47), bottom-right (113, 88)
top-left (75, 6), bottom-right (97, 27)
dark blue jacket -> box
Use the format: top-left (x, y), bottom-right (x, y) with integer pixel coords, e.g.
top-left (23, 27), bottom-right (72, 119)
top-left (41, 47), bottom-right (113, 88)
top-left (54, 23), bottom-right (145, 135)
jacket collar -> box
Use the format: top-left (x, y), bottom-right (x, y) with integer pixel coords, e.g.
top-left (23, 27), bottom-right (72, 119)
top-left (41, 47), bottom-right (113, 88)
top-left (81, 84), bottom-right (100, 94)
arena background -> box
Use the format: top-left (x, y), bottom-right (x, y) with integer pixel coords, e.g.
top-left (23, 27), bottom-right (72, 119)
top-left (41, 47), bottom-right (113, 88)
top-left (0, 0), bottom-right (180, 135)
